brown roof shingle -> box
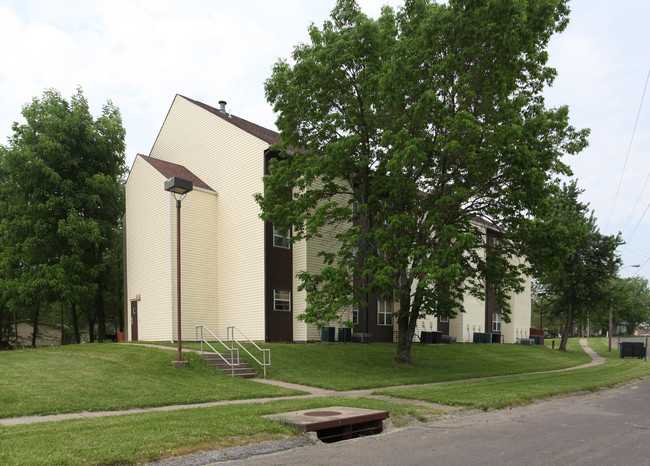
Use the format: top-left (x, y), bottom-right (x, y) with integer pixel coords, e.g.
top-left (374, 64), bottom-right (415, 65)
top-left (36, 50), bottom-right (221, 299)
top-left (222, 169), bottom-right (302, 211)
top-left (180, 95), bottom-right (280, 145)
top-left (138, 154), bottom-right (215, 192)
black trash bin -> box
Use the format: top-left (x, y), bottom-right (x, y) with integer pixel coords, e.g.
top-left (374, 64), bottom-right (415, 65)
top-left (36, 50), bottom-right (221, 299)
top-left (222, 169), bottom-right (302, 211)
top-left (620, 342), bottom-right (645, 359)
top-left (473, 332), bottom-right (492, 343)
top-left (321, 327), bottom-right (335, 342)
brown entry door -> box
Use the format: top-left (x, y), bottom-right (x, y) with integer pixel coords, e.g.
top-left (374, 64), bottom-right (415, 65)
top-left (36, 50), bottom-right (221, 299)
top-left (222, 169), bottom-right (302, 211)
top-left (130, 300), bottom-right (138, 341)
top-left (438, 316), bottom-right (450, 335)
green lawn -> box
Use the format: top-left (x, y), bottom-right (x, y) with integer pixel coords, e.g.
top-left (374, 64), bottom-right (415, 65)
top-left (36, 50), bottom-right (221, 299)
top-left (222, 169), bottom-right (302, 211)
top-left (0, 397), bottom-right (437, 465)
top-left (0, 344), bottom-right (301, 418)
top-left (374, 340), bottom-right (650, 409)
top-left (1, 338), bottom-right (648, 465)
top-left (157, 340), bottom-right (591, 390)
top-left (587, 336), bottom-right (649, 359)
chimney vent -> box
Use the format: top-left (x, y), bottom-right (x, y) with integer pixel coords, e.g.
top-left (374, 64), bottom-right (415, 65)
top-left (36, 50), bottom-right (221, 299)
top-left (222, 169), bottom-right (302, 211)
top-left (218, 100), bottom-right (227, 114)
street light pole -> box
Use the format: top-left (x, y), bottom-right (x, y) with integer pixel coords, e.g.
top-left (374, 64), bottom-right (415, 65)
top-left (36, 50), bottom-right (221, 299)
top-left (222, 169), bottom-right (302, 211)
top-left (164, 177), bottom-right (193, 367)
top-left (175, 197), bottom-right (182, 362)
top-left (608, 264), bottom-right (640, 352)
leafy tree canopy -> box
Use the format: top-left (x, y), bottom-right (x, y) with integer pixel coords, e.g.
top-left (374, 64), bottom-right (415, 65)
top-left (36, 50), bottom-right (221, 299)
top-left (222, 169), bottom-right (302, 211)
top-left (527, 181), bottom-right (620, 350)
top-left (0, 87), bottom-right (126, 344)
top-left (258, 0), bottom-right (588, 364)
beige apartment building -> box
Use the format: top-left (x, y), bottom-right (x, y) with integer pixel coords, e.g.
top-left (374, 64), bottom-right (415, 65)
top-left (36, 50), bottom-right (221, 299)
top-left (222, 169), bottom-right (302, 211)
top-left (124, 95), bottom-right (531, 344)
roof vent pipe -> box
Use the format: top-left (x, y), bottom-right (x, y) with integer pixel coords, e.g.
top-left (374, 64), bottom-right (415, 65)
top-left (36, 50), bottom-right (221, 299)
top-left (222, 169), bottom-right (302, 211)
top-left (218, 100), bottom-right (227, 114)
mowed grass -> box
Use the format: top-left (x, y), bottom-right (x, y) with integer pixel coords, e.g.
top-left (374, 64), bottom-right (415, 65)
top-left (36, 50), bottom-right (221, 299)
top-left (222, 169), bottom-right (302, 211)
top-left (0, 397), bottom-right (437, 466)
top-left (237, 341), bottom-right (591, 390)
top-left (375, 340), bottom-right (650, 409)
top-left (1, 338), bottom-right (647, 465)
top-left (587, 336), bottom-right (649, 359)
top-left (0, 343), bottom-right (301, 418)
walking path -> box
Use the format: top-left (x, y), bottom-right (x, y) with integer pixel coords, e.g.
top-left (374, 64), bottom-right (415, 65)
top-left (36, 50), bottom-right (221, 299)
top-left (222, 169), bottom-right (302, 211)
top-left (0, 339), bottom-right (605, 427)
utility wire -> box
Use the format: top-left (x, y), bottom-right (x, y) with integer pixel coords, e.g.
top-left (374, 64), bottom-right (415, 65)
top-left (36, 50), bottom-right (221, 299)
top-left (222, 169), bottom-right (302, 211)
top-left (605, 68), bottom-right (650, 232)
top-left (621, 198), bottom-right (650, 258)
top-left (620, 172), bottom-right (650, 234)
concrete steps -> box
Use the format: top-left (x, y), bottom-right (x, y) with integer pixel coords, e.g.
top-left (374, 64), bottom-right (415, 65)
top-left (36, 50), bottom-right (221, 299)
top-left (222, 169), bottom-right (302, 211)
top-left (200, 353), bottom-right (258, 378)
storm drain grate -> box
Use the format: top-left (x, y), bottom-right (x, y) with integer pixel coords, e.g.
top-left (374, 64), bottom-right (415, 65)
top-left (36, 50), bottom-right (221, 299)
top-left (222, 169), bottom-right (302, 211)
top-left (263, 406), bottom-right (389, 443)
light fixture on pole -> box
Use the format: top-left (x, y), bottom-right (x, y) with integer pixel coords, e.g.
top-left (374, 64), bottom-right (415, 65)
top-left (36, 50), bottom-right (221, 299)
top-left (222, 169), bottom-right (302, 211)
top-left (164, 177), bottom-right (193, 367)
top-left (608, 264), bottom-right (640, 352)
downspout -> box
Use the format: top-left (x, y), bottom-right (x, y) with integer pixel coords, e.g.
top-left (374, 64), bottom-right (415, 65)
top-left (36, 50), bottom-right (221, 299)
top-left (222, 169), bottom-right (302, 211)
top-left (169, 192), bottom-right (175, 343)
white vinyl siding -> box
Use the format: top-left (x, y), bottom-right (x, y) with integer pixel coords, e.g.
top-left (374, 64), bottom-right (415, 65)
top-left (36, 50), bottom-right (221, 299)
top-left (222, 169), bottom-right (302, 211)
top-left (149, 96), bottom-right (267, 340)
top-left (169, 188), bottom-right (219, 339)
top-left (302, 185), bottom-right (351, 339)
top-left (125, 156), bottom-right (175, 341)
top-left (125, 155), bottom-right (220, 342)
top-left (292, 237), bottom-right (312, 341)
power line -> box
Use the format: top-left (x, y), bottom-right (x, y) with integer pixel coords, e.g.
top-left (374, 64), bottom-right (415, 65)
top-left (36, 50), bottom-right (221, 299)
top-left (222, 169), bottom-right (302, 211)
top-left (621, 199), bottom-right (650, 250)
top-left (620, 173), bottom-right (650, 235)
top-left (605, 68), bottom-right (650, 232)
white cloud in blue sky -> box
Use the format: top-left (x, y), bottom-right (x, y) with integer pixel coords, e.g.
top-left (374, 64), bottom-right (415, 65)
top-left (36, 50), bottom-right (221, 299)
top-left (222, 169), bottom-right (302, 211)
top-left (1, 0), bottom-right (648, 278)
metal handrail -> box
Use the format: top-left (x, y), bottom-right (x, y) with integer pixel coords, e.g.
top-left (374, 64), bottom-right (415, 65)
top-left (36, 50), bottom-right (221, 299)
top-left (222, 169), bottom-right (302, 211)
top-left (195, 325), bottom-right (239, 377)
top-left (227, 326), bottom-right (271, 378)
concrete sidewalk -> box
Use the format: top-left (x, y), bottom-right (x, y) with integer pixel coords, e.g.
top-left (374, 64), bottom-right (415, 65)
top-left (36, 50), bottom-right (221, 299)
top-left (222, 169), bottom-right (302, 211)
top-left (0, 339), bottom-right (604, 427)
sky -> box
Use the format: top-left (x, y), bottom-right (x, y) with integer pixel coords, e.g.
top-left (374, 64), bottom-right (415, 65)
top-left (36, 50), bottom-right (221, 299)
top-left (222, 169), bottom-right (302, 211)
top-left (0, 0), bottom-right (648, 281)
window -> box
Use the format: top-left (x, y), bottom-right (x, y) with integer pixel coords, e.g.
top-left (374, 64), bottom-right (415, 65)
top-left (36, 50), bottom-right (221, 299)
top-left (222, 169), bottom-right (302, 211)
top-left (352, 304), bottom-right (359, 325)
top-left (274, 290), bottom-right (291, 311)
top-left (439, 316), bottom-right (449, 323)
top-left (273, 225), bottom-right (290, 248)
top-left (377, 299), bottom-right (393, 326)
top-left (492, 313), bottom-right (501, 332)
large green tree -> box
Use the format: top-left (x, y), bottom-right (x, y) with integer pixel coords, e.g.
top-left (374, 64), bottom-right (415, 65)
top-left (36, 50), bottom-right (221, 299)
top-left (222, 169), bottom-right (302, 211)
top-left (528, 182), bottom-right (620, 351)
top-left (0, 88), bottom-right (126, 345)
top-left (604, 276), bottom-right (650, 336)
top-left (258, 0), bottom-right (588, 364)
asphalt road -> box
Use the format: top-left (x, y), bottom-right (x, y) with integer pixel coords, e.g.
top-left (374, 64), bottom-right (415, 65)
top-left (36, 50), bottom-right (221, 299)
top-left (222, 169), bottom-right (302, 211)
top-left (222, 377), bottom-right (650, 465)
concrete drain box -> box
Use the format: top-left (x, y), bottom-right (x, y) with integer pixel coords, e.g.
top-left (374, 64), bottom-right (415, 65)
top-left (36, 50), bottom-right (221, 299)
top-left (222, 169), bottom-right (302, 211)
top-left (264, 406), bottom-right (389, 443)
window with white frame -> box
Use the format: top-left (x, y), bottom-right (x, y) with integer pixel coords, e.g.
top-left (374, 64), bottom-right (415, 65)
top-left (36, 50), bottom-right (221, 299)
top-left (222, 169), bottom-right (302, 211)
top-left (352, 304), bottom-right (359, 325)
top-left (273, 225), bottom-right (290, 248)
top-left (274, 289), bottom-right (291, 311)
top-left (492, 312), bottom-right (501, 332)
top-left (439, 316), bottom-right (449, 323)
top-left (377, 299), bottom-right (393, 326)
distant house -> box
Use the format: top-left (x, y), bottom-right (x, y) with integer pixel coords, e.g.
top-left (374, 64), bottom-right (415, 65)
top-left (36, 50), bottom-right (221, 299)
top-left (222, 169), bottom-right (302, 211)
top-left (14, 321), bottom-right (62, 347)
top-left (124, 95), bottom-right (531, 344)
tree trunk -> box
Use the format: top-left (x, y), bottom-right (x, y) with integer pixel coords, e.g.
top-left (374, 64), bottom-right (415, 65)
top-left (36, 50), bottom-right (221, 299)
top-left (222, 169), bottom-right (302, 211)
top-left (0, 303), bottom-right (4, 342)
top-left (60, 302), bottom-right (65, 346)
top-left (394, 315), bottom-right (415, 365)
top-left (71, 303), bottom-right (80, 344)
top-left (96, 248), bottom-right (106, 342)
top-left (394, 285), bottom-right (418, 365)
top-left (31, 302), bottom-right (40, 348)
top-left (118, 296), bottom-right (124, 333)
top-left (14, 310), bottom-right (18, 349)
top-left (559, 299), bottom-right (573, 351)
top-left (86, 304), bottom-right (95, 343)
top-left (96, 287), bottom-right (105, 343)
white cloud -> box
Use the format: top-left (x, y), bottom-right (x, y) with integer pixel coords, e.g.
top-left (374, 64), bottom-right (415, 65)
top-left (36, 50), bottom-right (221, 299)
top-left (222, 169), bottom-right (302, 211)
top-left (1, 0), bottom-right (648, 275)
